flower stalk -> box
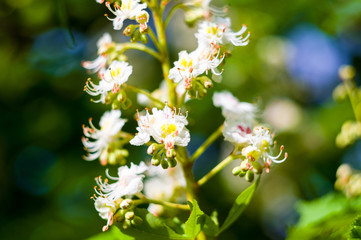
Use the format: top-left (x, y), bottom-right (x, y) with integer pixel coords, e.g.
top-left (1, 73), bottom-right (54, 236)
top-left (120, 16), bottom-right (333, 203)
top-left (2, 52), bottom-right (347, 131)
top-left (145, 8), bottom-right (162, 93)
top-left (198, 154), bottom-right (239, 186)
top-left (189, 124), bottom-right (223, 162)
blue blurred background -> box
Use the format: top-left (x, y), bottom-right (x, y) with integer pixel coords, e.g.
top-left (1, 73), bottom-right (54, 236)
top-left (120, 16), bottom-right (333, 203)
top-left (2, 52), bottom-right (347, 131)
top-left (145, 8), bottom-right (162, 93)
top-left (1, 0), bottom-right (361, 239)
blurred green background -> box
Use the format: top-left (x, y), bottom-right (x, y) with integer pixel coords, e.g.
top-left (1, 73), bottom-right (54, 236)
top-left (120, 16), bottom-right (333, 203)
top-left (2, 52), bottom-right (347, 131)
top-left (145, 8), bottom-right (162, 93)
top-left (1, 0), bottom-right (361, 239)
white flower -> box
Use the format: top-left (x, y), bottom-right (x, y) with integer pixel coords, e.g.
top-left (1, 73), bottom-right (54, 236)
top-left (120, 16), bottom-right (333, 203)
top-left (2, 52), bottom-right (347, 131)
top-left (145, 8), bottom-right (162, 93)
top-left (82, 55), bottom-right (107, 76)
top-left (193, 46), bottom-right (224, 79)
top-left (95, 162), bottom-right (148, 200)
top-left (213, 91), bottom-right (257, 122)
top-left (82, 33), bottom-right (113, 75)
top-left (82, 110), bottom-right (126, 163)
top-left (169, 50), bottom-right (206, 84)
top-left (130, 106), bottom-right (190, 150)
top-left (196, 17), bottom-right (250, 49)
top-left (144, 164), bottom-right (186, 216)
top-left (103, 60), bottom-right (133, 87)
top-left (97, 33), bottom-right (113, 55)
top-left (184, 0), bottom-right (226, 21)
top-left (105, 0), bottom-right (147, 30)
top-left (245, 126), bottom-right (288, 171)
top-left (84, 60), bottom-right (133, 103)
top-left (94, 197), bottom-right (116, 231)
top-left (222, 118), bottom-right (253, 146)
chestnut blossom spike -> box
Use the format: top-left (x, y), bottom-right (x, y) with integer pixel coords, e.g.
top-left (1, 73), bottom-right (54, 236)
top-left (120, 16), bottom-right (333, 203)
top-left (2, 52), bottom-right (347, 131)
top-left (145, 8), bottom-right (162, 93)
top-left (105, 0), bottom-right (148, 30)
top-left (95, 162), bottom-right (148, 200)
top-left (82, 110), bottom-right (126, 163)
top-left (130, 106), bottom-right (190, 150)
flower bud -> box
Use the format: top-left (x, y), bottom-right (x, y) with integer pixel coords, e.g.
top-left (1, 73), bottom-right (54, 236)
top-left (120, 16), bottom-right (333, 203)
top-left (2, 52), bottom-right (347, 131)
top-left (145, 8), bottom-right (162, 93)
top-left (232, 166), bottom-right (242, 176)
top-left (120, 98), bottom-right (132, 110)
top-left (108, 152), bottom-right (117, 165)
top-left (116, 149), bottom-right (129, 158)
top-left (140, 34), bottom-right (149, 44)
top-left (151, 158), bottom-right (160, 166)
top-left (339, 65), bottom-right (355, 81)
top-left (245, 170), bottom-right (254, 182)
top-left (125, 211), bottom-right (135, 220)
top-left (204, 79), bottom-right (213, 89)
top-left (166, 148), bottom-right (176, 158)
top-left (161, 158), bottom-right (169, 169)
top-left (197, 88), bottom-right (208, 98)
top-left (123, 24), bottom-right (136, 36)
top-left (117, 91), bottom-right (126, 103)
top-left (120, 199), bottom-right (133, 209)
top-left (112, 101), bottom-right (121, 110)
top-left (130, 30), bottom-right (141, 43)
top-left (113, 211), bottom-right (124, 222)
top-left (147, 143), bottom-right (158, 155)
top-left (123, 219), bottom-right (131, 229)
top-left (105, 94), bottom-right (113, 104)
top-left (238, 170), bottom-right (247, 177)
top-left (168, 157), bottom-right (177, 168)
top-left (252, 161), bottom-right (263, 174)
top-left (131, 216), bottom-right (143, 226)
top-left (240, 160), bottom-right (250, 171)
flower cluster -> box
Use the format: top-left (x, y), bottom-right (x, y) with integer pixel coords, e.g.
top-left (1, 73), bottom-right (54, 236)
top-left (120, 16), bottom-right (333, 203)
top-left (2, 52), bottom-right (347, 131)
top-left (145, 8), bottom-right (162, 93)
top-left (93, 162), bottom-right (147, 231)
top-left (82, 110), bottom-right (129, 165)
top-left (83, 33), bottom-right (134, 107)
top-left (130, 105), bottom-right (190, 168)
top-left (169, 7), bottom-right (250, 99)
top-left (214, 91), bottom-right (287, 181)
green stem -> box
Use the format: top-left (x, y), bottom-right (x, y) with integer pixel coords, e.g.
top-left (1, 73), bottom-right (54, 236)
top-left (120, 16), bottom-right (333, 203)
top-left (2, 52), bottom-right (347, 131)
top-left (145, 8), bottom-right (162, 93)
top-left (344, 79), bottom-right (361, 122)
top-left (189, 125), bottom-right (223, 162)
top-left (165, 3), bottom-right (183, 27)
top-left (114, 43), bottom-right (161, 61)
top-left (135, 198), bottom-right (190, 211)
top-left (197, 155), bottom-right (239, 187)
top-left (177, 146), bottom-right (197, 201)
top-left (124, 84), bottom-right (166, 107)
top-left (147, 28), bottom-right (161, 50)
top-left (152, 6), bottom-right (177, 107)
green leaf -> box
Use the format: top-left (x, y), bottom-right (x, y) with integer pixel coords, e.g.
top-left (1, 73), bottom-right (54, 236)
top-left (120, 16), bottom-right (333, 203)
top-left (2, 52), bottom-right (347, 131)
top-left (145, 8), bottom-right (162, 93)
top-left (88, 208), bottom-right (191, 240)
top-left (202, 211), bottom-right (219, 237)
top-left (349, 215), bottom-right (361, 239)
top-left (295, 193), bottom-right (349, 228)
top-left (287, 193), bottom-right (361, 240)
top-left (218, 176), bottom-right (260, 235)
top-left (88, 226), bottom-right (131, 240)
top-left (184, 200), bottom-right (205, 238)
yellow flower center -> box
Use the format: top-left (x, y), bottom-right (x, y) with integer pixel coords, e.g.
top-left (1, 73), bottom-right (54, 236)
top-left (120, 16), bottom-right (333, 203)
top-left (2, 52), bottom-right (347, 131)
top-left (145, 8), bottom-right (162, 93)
top-left (179, 58), bottom-right (193, 70)
top-left (206, 26), bottom-right (220, 36)
top-left (111, 67), bottom-right (121, 77)
top-left (261, 139), bottom-right (270, 152)
top-left (121, 0), bottom-right (132, 11)
top-left (161, 123), bottom-right (177, 138)
top-left (247, 150), bottom-right (260, 161)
